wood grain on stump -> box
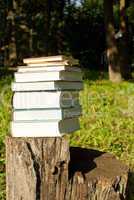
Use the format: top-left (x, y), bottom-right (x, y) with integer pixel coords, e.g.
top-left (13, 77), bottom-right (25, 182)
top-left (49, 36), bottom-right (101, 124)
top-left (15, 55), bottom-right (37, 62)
top-left (6, 137), bottom-right (129, 200)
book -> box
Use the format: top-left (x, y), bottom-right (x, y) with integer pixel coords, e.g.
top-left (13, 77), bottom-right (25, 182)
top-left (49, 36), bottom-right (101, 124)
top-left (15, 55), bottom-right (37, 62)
top-left (15, 71), bottom-right (82, 82)
top-left (17, 65), bottom-right (81, 73)
top-left (11, 118), bottom-right (80, 137)
top-left (23, 55), bottom-right (67, 64)
top-left (13, 107), bottom-right (82, 121)
top-left (12, 81), bottom-right (83, 91)
top-left (13, 91), bottom-right (80, 109)
top-left (23, 55), bottom-right (79, 65)
top-left (26, 62), bottom-right (69, 67)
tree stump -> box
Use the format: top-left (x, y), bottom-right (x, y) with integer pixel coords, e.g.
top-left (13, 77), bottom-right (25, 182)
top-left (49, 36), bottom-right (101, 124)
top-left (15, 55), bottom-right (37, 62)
top-left (68, 147), bottom-right (129, 200)
top-left (6, 137), bottom-right (129, 200)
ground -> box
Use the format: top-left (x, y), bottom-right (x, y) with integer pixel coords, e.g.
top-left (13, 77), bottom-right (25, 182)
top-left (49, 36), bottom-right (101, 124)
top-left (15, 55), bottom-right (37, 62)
top-left (0, 70), bottom-right (134, 199)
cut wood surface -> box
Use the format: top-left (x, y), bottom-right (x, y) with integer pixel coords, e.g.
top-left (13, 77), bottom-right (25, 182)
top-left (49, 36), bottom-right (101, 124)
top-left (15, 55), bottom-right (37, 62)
top-left (6, 137), bottom-right (129, 200)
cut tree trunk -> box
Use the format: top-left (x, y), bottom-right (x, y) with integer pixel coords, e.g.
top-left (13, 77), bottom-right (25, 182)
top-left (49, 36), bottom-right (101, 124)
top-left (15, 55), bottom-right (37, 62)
top-left (6, 137), bottom-right (129, 200)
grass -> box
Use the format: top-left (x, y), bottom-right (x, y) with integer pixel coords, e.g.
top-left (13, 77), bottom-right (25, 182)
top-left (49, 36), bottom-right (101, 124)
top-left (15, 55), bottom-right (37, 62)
top-left (0, 74), bottom-right (12, 200)
top-left (71, 79), bottom-right (134, 166)
top-left (0, 70), bottom-right (134, 199)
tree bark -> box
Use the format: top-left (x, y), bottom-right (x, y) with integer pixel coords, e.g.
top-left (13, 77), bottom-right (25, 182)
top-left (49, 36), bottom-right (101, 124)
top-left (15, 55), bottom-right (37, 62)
top-left (119, 0), bottom-right (132, 79)
top-left (7, 0), bottom-right (17, 66)
top-left (56, 0), bottom-right (65, 54)
top-left (44, 0), bottom-right (52, 55)
top-left (104, 0), bottom-right (122, 82)
top-left (6, 137), bottom-right (129, 200)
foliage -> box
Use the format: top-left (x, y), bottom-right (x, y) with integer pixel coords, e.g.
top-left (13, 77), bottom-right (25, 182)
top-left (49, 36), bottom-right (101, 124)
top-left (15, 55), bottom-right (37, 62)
top-left (0, 0), bottom-right (134, 70)
top-left (0, 0), bottom-right (113, 70)
top-left (127, 2), bottom-right (134, 25)
top-left (64, 1), bottom-right (105, 69)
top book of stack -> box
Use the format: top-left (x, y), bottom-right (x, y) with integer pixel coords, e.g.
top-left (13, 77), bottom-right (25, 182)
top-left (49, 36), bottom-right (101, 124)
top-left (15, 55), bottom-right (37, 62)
top-left (23, 55), bottom-right (79, 66)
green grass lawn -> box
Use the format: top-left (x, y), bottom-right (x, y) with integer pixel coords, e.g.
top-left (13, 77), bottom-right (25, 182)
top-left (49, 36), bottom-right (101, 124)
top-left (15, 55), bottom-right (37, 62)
top-left (0, 71), bottom-right (134, 199)
top-left (0, 74), bottom-right (12, 200)
top-left (71, 79), bottom-right (134, 166)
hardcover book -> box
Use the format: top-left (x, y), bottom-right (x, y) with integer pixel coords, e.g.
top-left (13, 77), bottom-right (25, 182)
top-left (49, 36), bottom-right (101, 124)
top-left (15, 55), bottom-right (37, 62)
top-left (13, 91), bottom-right (79, 109)
top-left (23, 55), bottom-right (68, 64)
top-left (15, 71), bottom-right (82, 82)
top-left (17, 65), bottom-right (81, 73)
top-left (12, 81), bottom-right (83, 91)
top-left (23, 55), bottom-right (79, 66)
top-left (11, 118), bottom-right (80, 137)
top-left (26, 61), bottom-right (69, 67)
top-left (13, 107), bottom-right (82, 121)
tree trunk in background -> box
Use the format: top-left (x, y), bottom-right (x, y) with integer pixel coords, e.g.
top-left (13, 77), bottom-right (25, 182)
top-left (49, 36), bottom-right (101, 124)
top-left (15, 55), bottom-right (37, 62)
top-left (119, 0), bottom-right (132, 79)
top-left (104, 0), bottom-right (122, 82)
top-left (44, 0), bottom-right (52, 55)
top-left (7, 0), bottom-right (17, 66)
top-left (6, 137), bottom-right (129, 200)
top-left (56, 1), bottom-right (65, 54)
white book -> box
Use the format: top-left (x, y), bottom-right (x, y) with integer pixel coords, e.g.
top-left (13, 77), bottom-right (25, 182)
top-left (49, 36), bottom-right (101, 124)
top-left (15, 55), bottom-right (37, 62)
top-left (17, 65), bottom-right (81, 73)
top-left (23, 55), bottom-right (67, 64)
top-left (13, 107), bottom-right (82, 121)
top-left (12, 81), bottom-right (83, 91)
top-left (11, 118), bottom-right (80, 137)
top-left (27, 62), bottom-right (68, 67)
top-left (13, 91), bottom-right (79, 109)
top-left (15, 71), bottom-right (82, 82)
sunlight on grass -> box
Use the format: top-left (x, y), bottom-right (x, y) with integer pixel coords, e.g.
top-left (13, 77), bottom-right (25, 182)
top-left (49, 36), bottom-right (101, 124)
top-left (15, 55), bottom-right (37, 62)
top-left (71, 80), bottom-right (134, 167)
top-left (0, 75), bottom-right (12, 200)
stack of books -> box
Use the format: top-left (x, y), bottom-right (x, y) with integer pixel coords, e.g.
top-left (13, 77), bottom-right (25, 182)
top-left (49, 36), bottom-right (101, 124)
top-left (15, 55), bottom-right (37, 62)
top-left (11, 55), bottom-right (83, 137)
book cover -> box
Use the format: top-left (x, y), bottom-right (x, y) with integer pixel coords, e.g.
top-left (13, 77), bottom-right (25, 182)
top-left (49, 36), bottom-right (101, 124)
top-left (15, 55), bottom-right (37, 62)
top-left (13, 91), bottom-right (80, 109)
top-left (11, 118), bottom-right (80, 137)
top-left (23, 55), bottom-right (79, 66)
top-left (17, 66), bottom-right (81, 73)
top-left (12, 81), bottom-right (83, 91)
top-left (15, 71), bottom-right (82, 82)
top-left (27, 61), bottom-right (69, 67)
top-left (23, 55), bottom-right (66, 64)
top-left (13, 107), bottom-right (82, 121)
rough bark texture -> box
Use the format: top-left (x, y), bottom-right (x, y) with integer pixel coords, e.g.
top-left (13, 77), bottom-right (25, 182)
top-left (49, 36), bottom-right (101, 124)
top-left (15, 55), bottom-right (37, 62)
top-left (6, 137), bottom-right (129, 200)
top-left (119, 0), bottom-right (132, 79)
top-left (104, 0), bottom-right (122, 83)
top-left (104, 0), bottom-right (132, 82)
